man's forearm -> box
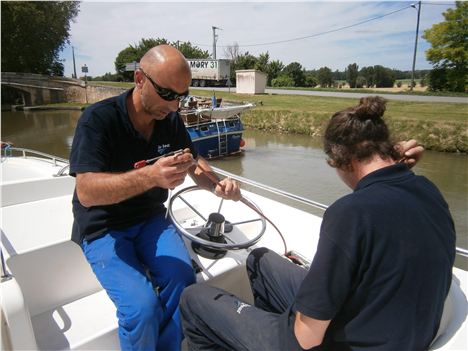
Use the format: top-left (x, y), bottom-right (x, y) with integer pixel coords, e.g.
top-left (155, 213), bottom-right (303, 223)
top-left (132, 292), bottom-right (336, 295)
top-left (76, 168), bottom-right (155, 207)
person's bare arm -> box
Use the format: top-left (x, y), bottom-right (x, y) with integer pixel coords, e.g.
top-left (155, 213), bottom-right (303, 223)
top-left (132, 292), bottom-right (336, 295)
top-left (76, 152), bottom-right (194, 207)
top-left (294, 311), bottom-right (331, 349)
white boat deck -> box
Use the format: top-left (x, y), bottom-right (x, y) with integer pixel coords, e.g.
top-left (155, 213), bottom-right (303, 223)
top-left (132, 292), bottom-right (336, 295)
top-left (1, 155), bottom-right (466, 350)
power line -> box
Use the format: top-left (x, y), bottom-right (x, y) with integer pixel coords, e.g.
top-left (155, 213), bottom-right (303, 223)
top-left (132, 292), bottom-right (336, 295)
top-left (193, 4), bottom-right (413, 49)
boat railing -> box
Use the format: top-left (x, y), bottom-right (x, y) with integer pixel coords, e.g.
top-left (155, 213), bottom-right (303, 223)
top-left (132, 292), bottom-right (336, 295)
top-left (457, 247), bottom-right (468, 258)
top-left (212, 166), bottom-right (328, 211)
top-left (2, 146), bottom-right (70, 177)
top-left (212, 166), bottom-right (468, 260)
top-left (0, 248), bottom-right (12, 281)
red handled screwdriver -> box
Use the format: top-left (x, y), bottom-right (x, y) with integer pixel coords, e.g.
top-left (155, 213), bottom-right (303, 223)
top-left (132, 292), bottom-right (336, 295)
top-left (133, 149), bottom-right (184, 169)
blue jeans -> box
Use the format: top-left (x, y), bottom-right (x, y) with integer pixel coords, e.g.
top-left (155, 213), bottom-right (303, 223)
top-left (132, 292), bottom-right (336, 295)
top-left (82, 213), bottom-right (196, 351)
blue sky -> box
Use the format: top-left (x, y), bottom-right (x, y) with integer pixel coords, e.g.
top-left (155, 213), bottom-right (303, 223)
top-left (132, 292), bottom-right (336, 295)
top-left (60, 0), bottom-right (456, 77)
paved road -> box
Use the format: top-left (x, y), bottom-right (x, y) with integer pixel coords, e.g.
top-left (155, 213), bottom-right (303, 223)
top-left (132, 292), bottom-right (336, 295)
top-left (196, 87), bottom-right (468, 104)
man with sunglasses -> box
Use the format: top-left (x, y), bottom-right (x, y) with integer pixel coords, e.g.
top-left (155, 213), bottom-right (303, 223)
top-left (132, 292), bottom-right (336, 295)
top-left (69, 45), bottom-right (241, 351)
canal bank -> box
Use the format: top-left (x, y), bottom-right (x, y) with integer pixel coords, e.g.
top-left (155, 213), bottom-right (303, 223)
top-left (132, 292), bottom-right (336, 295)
top-left (241, 109), bottom-right (467, 153)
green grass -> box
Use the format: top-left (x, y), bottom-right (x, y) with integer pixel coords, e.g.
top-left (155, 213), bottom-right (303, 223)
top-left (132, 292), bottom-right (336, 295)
top-left (45, 102), bottom-right (88, 108)
top-left (88, 81), bottom-right (133, 88)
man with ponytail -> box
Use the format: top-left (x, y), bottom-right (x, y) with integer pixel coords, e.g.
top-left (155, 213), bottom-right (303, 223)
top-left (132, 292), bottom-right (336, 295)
top-left (180, 97), bottom-right (455, 351)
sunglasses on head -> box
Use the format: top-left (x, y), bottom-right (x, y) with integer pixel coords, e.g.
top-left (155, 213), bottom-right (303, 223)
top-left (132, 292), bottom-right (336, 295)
top-left (139, 68), bottom-right (189, 102)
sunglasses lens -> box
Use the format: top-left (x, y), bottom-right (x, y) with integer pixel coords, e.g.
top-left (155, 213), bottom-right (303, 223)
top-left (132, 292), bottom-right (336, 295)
top-left (160, 90), bottom-right (188, 102)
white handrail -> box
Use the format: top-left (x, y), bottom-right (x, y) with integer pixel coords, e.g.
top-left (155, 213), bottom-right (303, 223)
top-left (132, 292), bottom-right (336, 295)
top-left (456, 247), bottom-right (468, 258)
top-left (2, 146), bottom-right (69, 177)
top-left (212, 166), bottom-right (328, 211)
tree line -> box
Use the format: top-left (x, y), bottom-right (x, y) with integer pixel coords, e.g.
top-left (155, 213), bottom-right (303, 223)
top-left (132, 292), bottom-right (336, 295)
top-left (2, 1), bottom-right (465, 92)
top-left (91, 40), bottom-right (428, 90)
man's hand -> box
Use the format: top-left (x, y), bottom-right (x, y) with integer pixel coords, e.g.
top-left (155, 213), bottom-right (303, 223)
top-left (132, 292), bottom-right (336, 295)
top-left (213, 177), bottom-right (241, 201)
top-left (151, 150), bottom-right (195, 189)
top-left (396, 139), bottom-right (424, 168)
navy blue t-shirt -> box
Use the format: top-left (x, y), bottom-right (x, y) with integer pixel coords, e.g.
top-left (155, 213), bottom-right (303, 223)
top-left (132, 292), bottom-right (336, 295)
top-left (291, 164), bottom-right (455, 350)
top-left (70, 89), bottom-right (197, 243)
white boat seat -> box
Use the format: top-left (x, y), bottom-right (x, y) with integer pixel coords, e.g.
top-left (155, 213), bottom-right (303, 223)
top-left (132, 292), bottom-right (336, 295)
top-left (1, 190), bottom-right (115, 350)
top-left (430, 269), bottom-right (468, 350)
top-left (31, 290), bottom-right (119, 350)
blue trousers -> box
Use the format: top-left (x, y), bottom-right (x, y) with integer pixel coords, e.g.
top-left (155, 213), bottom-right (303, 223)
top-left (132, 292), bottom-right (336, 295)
top-left (82, 213), bottom-right (196, 351)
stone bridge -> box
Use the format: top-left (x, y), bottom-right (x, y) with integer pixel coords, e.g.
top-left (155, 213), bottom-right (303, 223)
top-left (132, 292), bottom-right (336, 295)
top-left (1, 72), bottom-right (127, 106)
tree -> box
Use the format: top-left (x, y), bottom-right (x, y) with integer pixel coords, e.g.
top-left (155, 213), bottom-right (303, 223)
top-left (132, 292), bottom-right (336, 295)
top-left (360, 66), bottom-right (375, 87)
top-left (423, 1), bottom-right (467, 92)
top-left (283, 62), bottom-right (306, 86)
top-left (90, 72), bottom-right (121, 82)
top-left (346, 63), bottom-right (359, 88)
top-left (224, 42), bottom-right (240, 61)
top-left (427, 67), bottom-right (449, 91)
top-left (1, 1), bottom-right (80, 75)
top-left (356, 76), bottom-right (366, 88)
top-left (255, 52), bottom-right (270, 73)
top-left (175, 41), bottom-right (210, 59)
top-left (266, 60), bottom-right (284, 86)
top-left (229, 52), bottom-right (258, 83)
top-left (115, 46), bottom-right (140, 81)
top-left (304, 72), bottom-right (318, 87)
top-left (317, 67), bottom-right (333, 87)
top-left (373, 65), bottom-right (395, 88)
top-left (271, 75), bottom-right (295, 87)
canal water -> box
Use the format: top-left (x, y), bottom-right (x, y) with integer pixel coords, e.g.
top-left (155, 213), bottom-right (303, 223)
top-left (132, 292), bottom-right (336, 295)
top-left (2, 109), bottom-right (467, 251)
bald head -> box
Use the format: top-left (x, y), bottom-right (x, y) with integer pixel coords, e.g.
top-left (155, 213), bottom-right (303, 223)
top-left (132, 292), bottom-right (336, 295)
top-left (139, 45), bottom-right (191, 91)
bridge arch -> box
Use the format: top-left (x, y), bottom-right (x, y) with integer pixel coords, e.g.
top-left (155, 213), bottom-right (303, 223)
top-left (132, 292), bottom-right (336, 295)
top-left (1, 72), bottom-right (83, 106)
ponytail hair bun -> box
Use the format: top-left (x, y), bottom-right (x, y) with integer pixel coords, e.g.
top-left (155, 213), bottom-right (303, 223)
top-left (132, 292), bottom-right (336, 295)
top-left (354, 96), bottom-right (387, 121)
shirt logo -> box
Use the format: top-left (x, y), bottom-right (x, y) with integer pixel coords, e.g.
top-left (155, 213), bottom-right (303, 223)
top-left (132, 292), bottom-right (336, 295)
top-left (235, 301), bottom-right (251, 314)
top-left (157, 144), bottom-right (171, 155)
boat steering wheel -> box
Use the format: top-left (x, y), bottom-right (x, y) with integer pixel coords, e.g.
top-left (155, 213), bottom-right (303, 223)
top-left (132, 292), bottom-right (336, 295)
top-left (168, 185), bottom-right (267, 259)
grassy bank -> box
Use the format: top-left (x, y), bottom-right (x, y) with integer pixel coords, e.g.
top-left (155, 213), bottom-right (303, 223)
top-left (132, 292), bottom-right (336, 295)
top-left (191, 90), bottom-right (468, 153)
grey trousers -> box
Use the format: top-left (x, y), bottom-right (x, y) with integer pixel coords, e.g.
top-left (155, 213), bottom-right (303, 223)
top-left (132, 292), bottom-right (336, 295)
top-left (180, 247), bottom-right (309, 351)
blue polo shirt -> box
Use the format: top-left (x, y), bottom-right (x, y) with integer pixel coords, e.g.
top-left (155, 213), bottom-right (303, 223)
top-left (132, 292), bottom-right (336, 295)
top-left (70, 89), bottom-right (197, 243)
top-left (292, 164), bottom-right (455, 350)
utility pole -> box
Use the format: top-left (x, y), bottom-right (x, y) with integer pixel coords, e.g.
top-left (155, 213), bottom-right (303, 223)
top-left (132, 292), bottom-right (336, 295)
top-left (410, 1), bottom-right (421, 91)
top-left (212, 26), bottom-right (221, 59)
top-left (81, 64), bottom-right (88, 104)
top-left (72, 46), bottom-right (77, 79)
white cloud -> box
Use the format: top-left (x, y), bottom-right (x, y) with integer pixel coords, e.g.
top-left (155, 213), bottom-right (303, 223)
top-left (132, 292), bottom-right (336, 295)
top-left (61, 1), bottom-right (454, 77)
